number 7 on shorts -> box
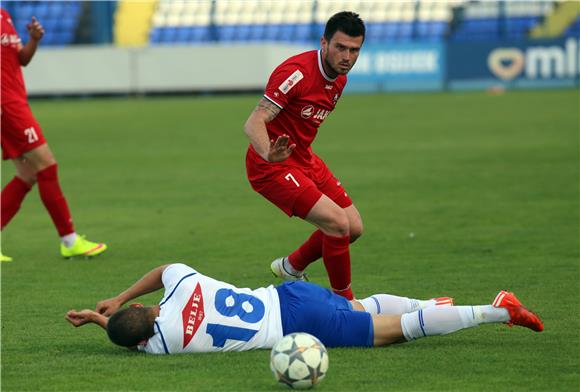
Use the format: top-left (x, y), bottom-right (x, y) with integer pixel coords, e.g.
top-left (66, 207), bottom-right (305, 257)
top-left (285, 173), bottom-right (300, 187)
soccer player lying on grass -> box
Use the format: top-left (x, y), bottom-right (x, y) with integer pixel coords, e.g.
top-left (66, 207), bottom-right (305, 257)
top-left (66, 264), bottom-right (543, 354)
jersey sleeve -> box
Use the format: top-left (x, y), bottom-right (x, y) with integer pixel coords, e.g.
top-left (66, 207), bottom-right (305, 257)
top-left (263, 62), bottom-right (305, 109)
top-left (161, 263), bottom-right (197, 297)
top-left (2, 10), bottom-right (20, 41)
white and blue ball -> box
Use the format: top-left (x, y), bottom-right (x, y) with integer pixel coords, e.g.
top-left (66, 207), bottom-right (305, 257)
top-left (270, 332), bottom-right (329, 389)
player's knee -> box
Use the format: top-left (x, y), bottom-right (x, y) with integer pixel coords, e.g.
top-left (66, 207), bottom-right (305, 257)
top-left (17, 175), bottom-right (37, 187)
top-left (15, 163), bottom-right (38, 186)
top-left (349, 222), bottom-right (363, 243)
top-left (25, 147), bottom-right (57, 172)
top-left (327, 212), bottom-right (350, 237)
top-left (34, 159), bottom-right (57, 173)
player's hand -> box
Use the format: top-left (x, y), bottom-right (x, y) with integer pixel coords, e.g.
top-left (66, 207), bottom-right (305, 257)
top-left (96, 297), bottom-right (123, 316)
top-left (65, 309), bottom-right (97, 327)
top-left (267, 135), bottom-right (296, 162)
top-left (26, 17), bottom-right (45, 42)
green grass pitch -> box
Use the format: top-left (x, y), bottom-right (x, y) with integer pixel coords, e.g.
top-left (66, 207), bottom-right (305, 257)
top-left (1, 89), bottom-right (578, 391)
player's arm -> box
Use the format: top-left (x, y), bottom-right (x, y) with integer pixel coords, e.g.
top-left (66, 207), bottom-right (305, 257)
top-left (18, 17), bottom-right (44, 66)
top-left (95, 265), bottom-right (169, 316)
top-left (65, 309), bottom-right (109, 330)
top-left (244, 98), bottom-right (295, 162)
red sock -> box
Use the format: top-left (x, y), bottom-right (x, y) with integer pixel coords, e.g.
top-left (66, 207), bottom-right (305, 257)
top-left (1, 176), bottom-right (32, 230)
top-left (36, 164), bottom-right (74, 236)
top-left (322, 234), bottom-right (354, 300)
top-left (288, 229), bottom-right (323, 271)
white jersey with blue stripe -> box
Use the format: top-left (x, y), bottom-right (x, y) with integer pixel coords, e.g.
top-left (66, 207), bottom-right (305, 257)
top-left (138, 263), bottom-right (283, 354)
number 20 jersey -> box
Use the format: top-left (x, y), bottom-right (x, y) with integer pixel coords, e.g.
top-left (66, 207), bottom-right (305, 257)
top-left (138, 264), bottom-right (283, 354)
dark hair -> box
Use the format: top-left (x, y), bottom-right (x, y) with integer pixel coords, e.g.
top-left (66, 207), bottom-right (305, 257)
top-left (107, 307), bottom-right (155, 347)
top-left (324, 11), bottom-right (366, 42)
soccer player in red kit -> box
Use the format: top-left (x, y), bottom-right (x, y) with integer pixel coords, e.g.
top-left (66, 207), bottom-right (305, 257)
top-left (244, 12), bottom-right (365, 300)
top-left (1, 9), bottom-right (107, 262)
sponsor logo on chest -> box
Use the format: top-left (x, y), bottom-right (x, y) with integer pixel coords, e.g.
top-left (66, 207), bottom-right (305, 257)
top-left (298, 84), bottom-right (342, 123)
top-left (181, 283), bottom-right (205, 348)
top-left (301, 105), bottom-right (314, 119)
top-left (301, 105), bottom-right (331, 122)
top-left (314, 108), bottom-right (331, 121)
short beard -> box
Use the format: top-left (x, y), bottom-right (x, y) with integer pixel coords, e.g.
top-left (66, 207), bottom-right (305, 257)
top-left (323, 54), bottom-right (340, 78)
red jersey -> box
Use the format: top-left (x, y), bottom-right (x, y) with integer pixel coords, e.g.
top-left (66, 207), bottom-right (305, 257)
top-left (249, 50), bottom-right (347, 168)
top-left (1, 9), bottom-right (27, 105)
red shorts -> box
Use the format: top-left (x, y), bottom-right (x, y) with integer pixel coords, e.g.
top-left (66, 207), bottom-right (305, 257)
top-left (1, 101), bottom-right (46, 160)
top-left (246, 149), bottom-right (353, 218)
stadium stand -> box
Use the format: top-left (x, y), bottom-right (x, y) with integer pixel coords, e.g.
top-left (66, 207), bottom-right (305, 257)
top-left (6, 0), bottom-right (82, 46)
top-left (450, 1), bottom-right (555, 41)
top-left (214, 1), bottom-right (315, 43)
top-left (503, 1), bottom-right (555, 40)
top-left (564, 15), bottom-right (580, 37)
top-left (530, 0), bottom-right (580, 38)
top-left (4, 1), bottom-right (576, 46)
top-left (416, 1), bottom-right (454, 41)
top-left (147, 1), bottom-right (570, 45)
top-left (150, 0), bottom-right (213, 44)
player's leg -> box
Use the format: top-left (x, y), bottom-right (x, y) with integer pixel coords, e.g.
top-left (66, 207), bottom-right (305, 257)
top-left (272, 193), bottom-right (350, 285)
top-left (246, 161), bottom-right (342, 284)
top-left (0, 103), bottom-right (71, 236)
top-left (247, 158), bottom-right (353, 297)
top-left (370, 314), bottom-right (406, 346)
top-left (302, 195), bottom-right (355, 299)
top-left (0, 103), bottom-right (106, 258)
top-left (1, 158), bottom-right (35, 261)
top-left (285, 204), bottom-right (362, 274)
top-left (286, 156), bottom-right (363, 271)
top-left (286, 158), bottom-right (358, 298)
top-left (247, 162), bottom-right (318, 280)
top-left (1, 102), bottom-right (44, 232)
top-left (352, 295), bottom-right (454, 315)
top-left (270, 193), bottom-right (356, 299)
top-left (343, 204), bottom-right (363, 242)
top-left (23, 145), bottom-right (107, 258)
top-left (276, 281), bottom-right (374, 348)
top-left (372, 290), bottom-right (543, 347)
top-left (286, 229), bottom-right (323, 272)
top-left (1, 157), bottom-right (36, 230)
top-left (23, 144), bottom-right (74, 238)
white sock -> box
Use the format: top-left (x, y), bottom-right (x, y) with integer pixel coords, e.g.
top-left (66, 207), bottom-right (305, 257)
top-left (400, 305), bottom-right (509, 341)
top-left (283, 257), bottom-right (303, 275)
top-left (61, 233), bottom-right (77, 248)
top-left (473, 305), bottom-right (510, 324)
top-left (358, 294), bottom-right (441, 315)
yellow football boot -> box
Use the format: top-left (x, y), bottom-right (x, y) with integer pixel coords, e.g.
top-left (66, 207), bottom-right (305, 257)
top-left (61, 235), bottom-right (107, 259)
top-left (1, 252), bottom-right (13, 262)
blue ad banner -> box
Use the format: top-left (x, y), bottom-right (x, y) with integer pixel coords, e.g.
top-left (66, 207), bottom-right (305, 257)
top-left (447, 38), bottom-right (579, 90)
top-left (347, 42), bottom-right (445, 92)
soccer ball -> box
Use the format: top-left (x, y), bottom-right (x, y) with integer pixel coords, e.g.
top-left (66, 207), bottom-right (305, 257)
top-left (270, 332), bottom-right (329, 389)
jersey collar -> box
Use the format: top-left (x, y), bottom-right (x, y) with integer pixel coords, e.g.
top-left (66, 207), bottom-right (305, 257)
top-left (318, 50), bottom-right (337, 82)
